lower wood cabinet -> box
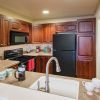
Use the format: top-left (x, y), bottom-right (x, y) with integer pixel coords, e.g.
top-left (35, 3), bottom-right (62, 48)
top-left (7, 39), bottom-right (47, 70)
top-left (35, 56), bottom-right (53, 74)
top-left (76, 58), bottom-right (96, 79)
top-left (35, 56), bottom-right (42, 72)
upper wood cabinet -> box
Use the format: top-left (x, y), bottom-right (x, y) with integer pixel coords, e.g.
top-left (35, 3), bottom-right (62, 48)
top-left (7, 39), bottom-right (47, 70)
top-left (32, 23), bottom-right (56, 43)
top-left (32, 25), bottom-right (43, 43)
top-left (77, 18), bottom-right (96, 34)
top-left (42, 23), bottom-right (56, 42)
top-left (0, 15), bottom-right (9, 47)
top-left (55, 21), bottom-right (77, 33)
top-left (55, 23), bottom-right (64, 32)
top-left (9, 19), bottom-right (30, 33)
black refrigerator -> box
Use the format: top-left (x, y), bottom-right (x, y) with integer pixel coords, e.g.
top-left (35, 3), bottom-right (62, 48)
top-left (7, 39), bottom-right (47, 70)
top-left (53, 33), bottom-right (76, 77)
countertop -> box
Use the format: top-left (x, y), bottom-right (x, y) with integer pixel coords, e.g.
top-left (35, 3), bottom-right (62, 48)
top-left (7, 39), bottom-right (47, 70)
top-left (0, 60), bottom-right (19, 71)
top-left (0, 72), bottom-right (100, 100)
top-left (0, 83), bottom-right (75, 100)
top-left (23, 51), bottom-right (52, 56)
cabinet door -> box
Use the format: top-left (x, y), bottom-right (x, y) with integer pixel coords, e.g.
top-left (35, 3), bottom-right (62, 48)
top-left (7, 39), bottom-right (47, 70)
top-left (77, 18), bottom-right (95, 34)
top-left (28, 23), bottom-right (32, 43)
top-left (41, 56), bottom-right (53, 74)
top-left (35, 57), bottom-right (42, 72)
top-left (35, 56), bottom-right (53, 74)
top-left (10, 20), bottom-right (30, 32)
top-left (76, 34), bottom-right (96, 79)
top-left (0, 17), bottom-right (3, 46)
top-left (43, 24), bottom-right (56, 42)
top-left (55, 22), bottom-right (77, 33)
top-left (64, 22), bottom-right (77, 32)
top-left (55, 23), bottom-right (65, 32)
top-left (0, 17), bottom-right (9, 46)
top-left (32, 25), bottom-right (43, 43)
top-left (77, 58), bottom-right (95, 79)
top-left (19, 21), bottom-right (30, 32)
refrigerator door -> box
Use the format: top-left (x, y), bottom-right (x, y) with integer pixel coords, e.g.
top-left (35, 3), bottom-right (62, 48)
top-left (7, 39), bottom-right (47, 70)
top-left (53, 34), bottom-right (76, 51)
top-left (53, 51), bottom-right (76, 77)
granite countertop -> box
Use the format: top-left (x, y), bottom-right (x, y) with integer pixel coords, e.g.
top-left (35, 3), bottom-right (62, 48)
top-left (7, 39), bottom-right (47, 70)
top-left (0, 71), bottom-right (100, 100)
top-left (0, 60), bottom-right (19, 71)
top-left (23, 51), bottom-right (52, 56)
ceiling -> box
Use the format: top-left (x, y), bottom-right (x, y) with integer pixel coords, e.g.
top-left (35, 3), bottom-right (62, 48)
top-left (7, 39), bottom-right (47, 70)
top-left (0, 0), bottom-right (99, 21)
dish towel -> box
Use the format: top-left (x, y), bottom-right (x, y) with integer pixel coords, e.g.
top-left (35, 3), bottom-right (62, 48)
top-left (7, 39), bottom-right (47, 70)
top-left (26, 59), bottom-right (35, 71)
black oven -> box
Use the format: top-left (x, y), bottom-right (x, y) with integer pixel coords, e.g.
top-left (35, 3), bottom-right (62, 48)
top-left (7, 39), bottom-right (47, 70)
top-left (10, 31), bottom-right (28, 45)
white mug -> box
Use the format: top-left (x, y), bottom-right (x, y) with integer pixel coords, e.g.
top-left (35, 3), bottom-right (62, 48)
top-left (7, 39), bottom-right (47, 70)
top-left (92, 78), bottom-right (100, 92)
top-left (82, 81), bottom-right (95, 95)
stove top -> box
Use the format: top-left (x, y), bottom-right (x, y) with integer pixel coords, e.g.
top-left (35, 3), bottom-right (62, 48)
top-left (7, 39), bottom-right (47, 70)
top-left (4, 48), bottom-right (34, 64)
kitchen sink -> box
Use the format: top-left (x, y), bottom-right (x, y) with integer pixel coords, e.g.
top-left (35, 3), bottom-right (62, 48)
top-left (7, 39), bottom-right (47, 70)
top-left (29, 76), bottom-right (79, 99)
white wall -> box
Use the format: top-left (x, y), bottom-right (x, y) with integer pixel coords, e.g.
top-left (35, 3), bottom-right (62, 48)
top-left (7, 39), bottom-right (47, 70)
top-left (0, 7), bottom-right (32, 22)
top-left (96, 3), bottom-right (100, 79)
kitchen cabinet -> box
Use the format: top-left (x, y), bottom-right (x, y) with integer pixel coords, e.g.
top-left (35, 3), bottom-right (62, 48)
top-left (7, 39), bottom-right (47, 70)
top-left (55, 21), bottom-right (77, 33)
top-left (28, 23), bottom-right (32, 43)
top-left (32, 23), bottom-right (56, 43)
top-left (42, 24), bottom-right (56, 42)
top-left (76, 18), bottom-right (96, 79)
top-left (32, 25), bottom-right (43, 43)
top-left (55, 23), bottom-right (64, 32)
top-left (35, 56), bottom-right (42, 72)
top-left (9, 19), bottom-right (30, 33)
top-left (35, 56), bottom-right (53, 74)
top-left (0, 15), bottom-right (9, 46)
top-left (77, 18), bottom-right (95, 34)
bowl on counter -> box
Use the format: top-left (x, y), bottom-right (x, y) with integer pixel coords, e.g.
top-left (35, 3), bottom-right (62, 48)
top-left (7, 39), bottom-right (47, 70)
top-left (6, 68), bottom-right (14, 77)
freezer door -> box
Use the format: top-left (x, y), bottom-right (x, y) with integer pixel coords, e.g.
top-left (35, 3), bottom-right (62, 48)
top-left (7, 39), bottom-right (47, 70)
top-left (53, 34), bottom-right (76, 51)
top-left (53, 51), bottom-right (76, 77)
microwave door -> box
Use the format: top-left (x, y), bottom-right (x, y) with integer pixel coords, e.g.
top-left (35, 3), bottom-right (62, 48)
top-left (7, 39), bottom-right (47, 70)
top-left (10, 31), bottom-right (28, 45)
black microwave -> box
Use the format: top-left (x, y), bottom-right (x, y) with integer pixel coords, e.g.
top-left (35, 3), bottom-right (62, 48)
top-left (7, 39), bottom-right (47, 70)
top-left (10, 31), bottom-right (28, 45)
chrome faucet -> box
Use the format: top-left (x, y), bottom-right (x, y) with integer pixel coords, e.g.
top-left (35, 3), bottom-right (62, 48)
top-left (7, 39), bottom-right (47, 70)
top-left (45, 57), bottom-right (61, 93)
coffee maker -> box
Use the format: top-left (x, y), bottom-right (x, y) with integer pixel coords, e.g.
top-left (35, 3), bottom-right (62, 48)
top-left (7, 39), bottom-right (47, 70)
top-left (15, 64), bottom-right (26, 81)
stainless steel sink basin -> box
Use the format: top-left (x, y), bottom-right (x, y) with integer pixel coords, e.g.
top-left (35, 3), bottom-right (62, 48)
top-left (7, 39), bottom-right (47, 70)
top-left (29, 76), bottom-right (79, 99)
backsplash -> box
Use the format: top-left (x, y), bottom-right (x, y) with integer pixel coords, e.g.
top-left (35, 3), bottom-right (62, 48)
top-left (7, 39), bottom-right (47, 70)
top-left (0, 43), bottom-right (52, 59)
top-left (24, 44), bottom-right (52, 53)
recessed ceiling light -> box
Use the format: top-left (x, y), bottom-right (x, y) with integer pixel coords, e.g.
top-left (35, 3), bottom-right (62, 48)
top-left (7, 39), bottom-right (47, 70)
top-left (42, 10), bottom-right (49, 14)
